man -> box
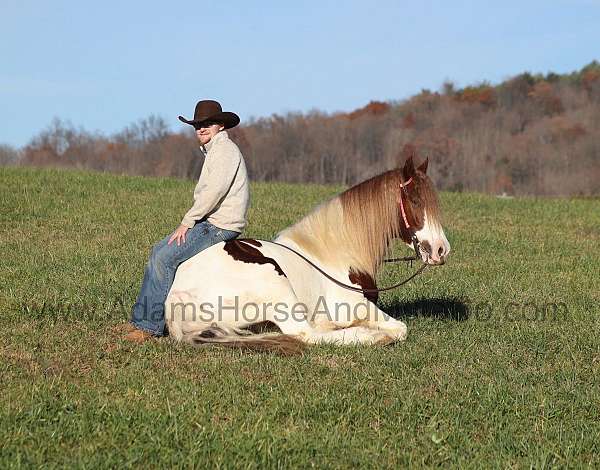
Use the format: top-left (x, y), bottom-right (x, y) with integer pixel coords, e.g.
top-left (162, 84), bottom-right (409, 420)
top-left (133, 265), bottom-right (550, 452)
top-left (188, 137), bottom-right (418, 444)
top-left (124, 100), bottom-right (250, 342)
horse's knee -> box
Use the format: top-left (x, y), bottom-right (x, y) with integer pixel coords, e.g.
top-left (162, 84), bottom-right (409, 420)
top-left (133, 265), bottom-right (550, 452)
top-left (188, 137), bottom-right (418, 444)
top-left (395, 322), bottom-right (408, 340)
top-left (383, 321), bottom-right (408, 342)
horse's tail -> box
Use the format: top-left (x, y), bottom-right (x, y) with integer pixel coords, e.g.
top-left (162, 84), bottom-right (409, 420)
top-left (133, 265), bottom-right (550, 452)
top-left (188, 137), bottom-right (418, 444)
top-left (182, 325), bottom-right (306, 356)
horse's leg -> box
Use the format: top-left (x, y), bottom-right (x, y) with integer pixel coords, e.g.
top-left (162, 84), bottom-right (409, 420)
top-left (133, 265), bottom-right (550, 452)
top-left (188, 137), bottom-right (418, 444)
top-left (168, 293), bottom-right (402, 346)
top-left (307, 296), bottom-right (408, 345)
top-left (353, 305), bottom-right (408, 343)
top-left (271, 311), bottom-right (391, 345)
top-left (305, 326), bottom-right (392, 345)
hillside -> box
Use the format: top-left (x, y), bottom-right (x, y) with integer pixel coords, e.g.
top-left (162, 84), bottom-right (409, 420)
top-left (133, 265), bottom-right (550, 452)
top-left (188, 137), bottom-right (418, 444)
top-left (3, 61), bottom-right (600, 195)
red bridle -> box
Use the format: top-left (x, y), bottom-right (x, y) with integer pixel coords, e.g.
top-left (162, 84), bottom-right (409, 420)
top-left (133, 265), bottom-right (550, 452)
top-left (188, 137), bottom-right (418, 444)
top-left (395, 175), bottom-right (423, 262)
top-left (398, 176), bottom-right (414, 229)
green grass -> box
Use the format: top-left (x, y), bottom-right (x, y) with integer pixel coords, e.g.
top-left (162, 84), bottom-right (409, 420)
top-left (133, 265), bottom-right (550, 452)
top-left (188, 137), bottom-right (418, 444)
top-left (1, 166), bottom-right (599, 468)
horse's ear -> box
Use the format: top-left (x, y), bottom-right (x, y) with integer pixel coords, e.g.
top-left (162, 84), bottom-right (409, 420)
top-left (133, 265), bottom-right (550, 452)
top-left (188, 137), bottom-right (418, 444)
top-left (402, 155), bottom-right (415, 180)
top-left (417, 157), bottom-right (429, 174)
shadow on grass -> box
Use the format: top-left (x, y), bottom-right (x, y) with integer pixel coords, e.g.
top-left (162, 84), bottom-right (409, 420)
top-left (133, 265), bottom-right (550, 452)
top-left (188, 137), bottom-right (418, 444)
top-left (386, 297), bottom-right (470, 321)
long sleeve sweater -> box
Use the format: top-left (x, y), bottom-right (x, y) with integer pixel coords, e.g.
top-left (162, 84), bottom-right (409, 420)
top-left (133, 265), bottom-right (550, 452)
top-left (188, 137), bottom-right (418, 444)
top-left (180, 131), bottom-right (250, 233)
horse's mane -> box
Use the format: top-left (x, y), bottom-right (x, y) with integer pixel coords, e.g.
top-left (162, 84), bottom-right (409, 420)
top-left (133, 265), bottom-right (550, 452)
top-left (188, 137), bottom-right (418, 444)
top-left (276, 168), bottom-right (441, 277)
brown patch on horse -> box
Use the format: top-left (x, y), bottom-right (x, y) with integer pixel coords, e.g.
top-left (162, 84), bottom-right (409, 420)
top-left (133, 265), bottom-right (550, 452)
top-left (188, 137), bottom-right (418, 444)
top-left (223, 239), bottom-right (286, 277)
top-left (348, 268), bottom-right (378, 303)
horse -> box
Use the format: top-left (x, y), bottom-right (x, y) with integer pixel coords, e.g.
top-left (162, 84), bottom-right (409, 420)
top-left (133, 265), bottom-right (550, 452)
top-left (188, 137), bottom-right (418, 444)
top-left (164, 155), bottom-right (450, 354)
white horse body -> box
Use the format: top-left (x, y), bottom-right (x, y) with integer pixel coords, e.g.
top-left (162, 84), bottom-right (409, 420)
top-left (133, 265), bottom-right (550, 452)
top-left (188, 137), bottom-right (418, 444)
top-left (165, 236), bottom-right (404, 345)
top-left (165, 157), bottom-right (449, 350)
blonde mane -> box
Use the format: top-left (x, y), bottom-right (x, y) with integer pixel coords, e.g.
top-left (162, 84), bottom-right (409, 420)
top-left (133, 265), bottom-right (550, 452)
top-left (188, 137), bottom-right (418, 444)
top-left (276, 169), bottom-right (411, 277)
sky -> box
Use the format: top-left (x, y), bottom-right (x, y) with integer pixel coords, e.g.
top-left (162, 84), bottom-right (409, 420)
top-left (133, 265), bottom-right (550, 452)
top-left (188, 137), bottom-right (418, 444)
top-left (1, 0), bottom-right (599, 147)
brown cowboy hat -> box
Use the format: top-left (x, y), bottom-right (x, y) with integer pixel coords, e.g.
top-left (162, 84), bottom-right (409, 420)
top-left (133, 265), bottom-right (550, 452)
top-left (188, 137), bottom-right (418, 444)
top-left (178, 100), bottom-right (240, 129)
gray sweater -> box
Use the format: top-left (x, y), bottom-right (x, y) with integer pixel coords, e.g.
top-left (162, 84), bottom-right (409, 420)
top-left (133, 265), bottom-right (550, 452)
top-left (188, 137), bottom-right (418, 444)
top-left (180, 131), bottom-right (250, 233)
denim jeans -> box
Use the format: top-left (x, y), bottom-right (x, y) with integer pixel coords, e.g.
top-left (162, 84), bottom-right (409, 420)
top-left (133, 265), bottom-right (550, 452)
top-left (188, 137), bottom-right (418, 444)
top-left (130, 220), bottom-right (239, 336)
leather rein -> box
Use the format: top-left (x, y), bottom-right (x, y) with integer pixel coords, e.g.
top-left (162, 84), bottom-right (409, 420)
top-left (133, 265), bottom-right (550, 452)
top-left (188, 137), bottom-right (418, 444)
top-left (264, 176), bottom-right (429, 295)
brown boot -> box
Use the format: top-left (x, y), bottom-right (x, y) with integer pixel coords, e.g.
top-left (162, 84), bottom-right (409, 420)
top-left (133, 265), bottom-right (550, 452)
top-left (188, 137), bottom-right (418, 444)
top-left (114, 322), bottom-right (137, 334)
top-left (123, 328), bottom-right (154, 343)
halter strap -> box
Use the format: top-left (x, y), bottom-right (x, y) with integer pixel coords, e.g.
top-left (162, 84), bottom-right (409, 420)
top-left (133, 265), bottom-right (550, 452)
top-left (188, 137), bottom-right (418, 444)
top-left (398, 176), bottom-right (413, 229)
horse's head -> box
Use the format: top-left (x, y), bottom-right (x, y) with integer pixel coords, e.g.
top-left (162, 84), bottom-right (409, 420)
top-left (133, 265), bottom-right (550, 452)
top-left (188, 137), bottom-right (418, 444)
top-left (396, 156), bottom-right (450, 265)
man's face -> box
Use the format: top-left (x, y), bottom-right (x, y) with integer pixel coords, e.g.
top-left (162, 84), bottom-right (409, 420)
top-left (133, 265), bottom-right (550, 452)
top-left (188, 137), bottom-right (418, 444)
top-left (195, 122), bottom-right (223, 146)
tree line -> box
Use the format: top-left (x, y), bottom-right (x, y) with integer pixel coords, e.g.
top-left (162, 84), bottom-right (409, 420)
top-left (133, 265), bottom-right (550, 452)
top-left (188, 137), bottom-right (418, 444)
top-left (2, 61), bottom-right (599, 196)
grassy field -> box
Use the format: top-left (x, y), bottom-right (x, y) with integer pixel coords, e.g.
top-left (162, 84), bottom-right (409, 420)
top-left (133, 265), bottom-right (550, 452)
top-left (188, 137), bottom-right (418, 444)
top-left (1, 166), bottom-right (599, 468)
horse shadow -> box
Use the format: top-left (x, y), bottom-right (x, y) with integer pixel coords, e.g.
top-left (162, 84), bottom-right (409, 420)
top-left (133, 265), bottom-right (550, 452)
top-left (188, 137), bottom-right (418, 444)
top-left (385, 296), bottom-right (470, 322)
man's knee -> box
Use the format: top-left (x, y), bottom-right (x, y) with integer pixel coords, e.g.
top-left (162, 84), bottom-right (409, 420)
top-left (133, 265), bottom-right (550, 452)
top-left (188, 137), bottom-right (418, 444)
top-left (149, 243), bottom-right (172, 275)
top-left (150, 243), bottom-right (163, 263)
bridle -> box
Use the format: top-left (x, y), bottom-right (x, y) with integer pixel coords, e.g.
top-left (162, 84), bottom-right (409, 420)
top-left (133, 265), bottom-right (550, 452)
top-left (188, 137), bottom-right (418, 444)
top-left (265, 174), bottom-right (429, 296)
top-left (391, 175), bottom-right (421, 263)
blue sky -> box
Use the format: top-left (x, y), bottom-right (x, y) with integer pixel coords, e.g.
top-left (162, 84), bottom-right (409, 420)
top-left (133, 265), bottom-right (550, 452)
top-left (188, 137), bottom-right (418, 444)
top-left (1, 0), bottom-right (599, 147)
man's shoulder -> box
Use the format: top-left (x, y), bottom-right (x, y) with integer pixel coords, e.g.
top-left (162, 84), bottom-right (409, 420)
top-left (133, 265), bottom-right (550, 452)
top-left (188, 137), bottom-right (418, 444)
top-left (212, 133), bottom-right (242, 159)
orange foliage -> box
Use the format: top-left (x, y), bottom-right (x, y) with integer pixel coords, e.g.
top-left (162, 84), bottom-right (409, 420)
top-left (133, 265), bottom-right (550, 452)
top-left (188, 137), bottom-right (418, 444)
top-left (455, 86), bottom-right (496, 108)
top-left (527, 81), bottom-right (564, 115)
top-left (346, 101), bottom-right (390, 120)
top-left (581, 69), bottom-right (600, 92)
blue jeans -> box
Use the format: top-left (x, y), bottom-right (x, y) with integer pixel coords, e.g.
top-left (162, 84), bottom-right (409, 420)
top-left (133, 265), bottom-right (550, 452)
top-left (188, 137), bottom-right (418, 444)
top-left (130, 220), bottom-right (239, 336)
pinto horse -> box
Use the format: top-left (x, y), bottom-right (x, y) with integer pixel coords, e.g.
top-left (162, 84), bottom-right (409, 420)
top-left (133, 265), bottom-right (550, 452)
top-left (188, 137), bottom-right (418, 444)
top-left (165, 156), bottom-right (450, 353)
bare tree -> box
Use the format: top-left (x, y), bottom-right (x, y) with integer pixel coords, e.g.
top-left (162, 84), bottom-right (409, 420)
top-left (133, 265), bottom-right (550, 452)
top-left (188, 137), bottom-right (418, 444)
top-left (0, 144), bottom-right (19, 166)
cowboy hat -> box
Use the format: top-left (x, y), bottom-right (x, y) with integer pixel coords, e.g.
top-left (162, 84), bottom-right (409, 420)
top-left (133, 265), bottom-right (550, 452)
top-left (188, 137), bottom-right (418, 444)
top-left (178, 100), bottom-right (240, 129)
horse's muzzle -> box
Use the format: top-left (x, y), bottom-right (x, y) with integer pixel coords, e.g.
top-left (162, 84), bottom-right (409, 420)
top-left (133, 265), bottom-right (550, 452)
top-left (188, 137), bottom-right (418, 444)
top-left (420, 239), bottom-right (449, 266)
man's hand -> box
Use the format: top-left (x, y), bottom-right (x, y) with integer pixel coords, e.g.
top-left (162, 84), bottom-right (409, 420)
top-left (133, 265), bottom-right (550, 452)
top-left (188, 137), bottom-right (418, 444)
top-left (168, 224), bottom-right (189, 246)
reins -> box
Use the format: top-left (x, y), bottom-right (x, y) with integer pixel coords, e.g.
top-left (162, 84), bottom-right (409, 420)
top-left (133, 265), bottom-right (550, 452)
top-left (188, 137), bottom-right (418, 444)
top-left (265, 239), bottom-right (428, 295)
top-left (260, 174), bottom-right (430, 296)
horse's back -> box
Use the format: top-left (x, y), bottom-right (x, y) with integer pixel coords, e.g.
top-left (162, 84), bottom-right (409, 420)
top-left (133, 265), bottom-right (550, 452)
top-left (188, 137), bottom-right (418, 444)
top-left (166, 239), bottom-right (296, 325)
